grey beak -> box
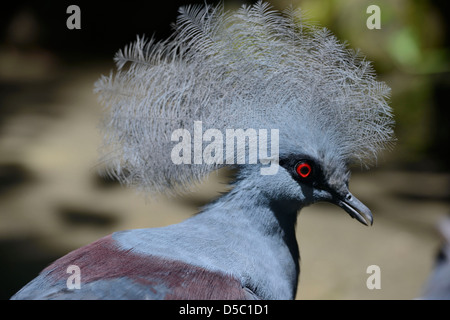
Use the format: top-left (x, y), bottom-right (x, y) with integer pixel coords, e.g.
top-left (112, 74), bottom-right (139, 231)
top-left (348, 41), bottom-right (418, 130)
top-left (335, 192), bottom-right (373, 226)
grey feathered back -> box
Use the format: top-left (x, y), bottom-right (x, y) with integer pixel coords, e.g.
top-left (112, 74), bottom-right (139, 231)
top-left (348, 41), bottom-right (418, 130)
top-left (94, 1), bottom-right (394, 194)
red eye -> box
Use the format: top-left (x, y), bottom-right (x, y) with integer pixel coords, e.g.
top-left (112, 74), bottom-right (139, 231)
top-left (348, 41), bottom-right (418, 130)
top-left (296, 162), bottom-right (312, 178)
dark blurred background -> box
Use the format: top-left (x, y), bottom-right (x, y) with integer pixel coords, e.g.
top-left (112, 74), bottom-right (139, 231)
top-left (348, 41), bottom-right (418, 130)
top-left (0, 0), bottom-right (449, 299)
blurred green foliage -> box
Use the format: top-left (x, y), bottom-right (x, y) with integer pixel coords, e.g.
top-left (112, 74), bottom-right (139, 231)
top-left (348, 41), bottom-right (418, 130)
top-left (267, 0), bottom-right (450, 170)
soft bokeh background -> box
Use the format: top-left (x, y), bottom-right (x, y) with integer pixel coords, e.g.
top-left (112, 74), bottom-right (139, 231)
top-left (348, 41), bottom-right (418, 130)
top-left (0, 0), bottom-right (449, 299)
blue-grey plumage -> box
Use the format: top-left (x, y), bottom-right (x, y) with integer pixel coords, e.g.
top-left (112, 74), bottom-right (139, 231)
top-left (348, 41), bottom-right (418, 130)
top-left (11, 1), bottom-right (394, 300)
top-left (419, 217), bottom-right (450, 300)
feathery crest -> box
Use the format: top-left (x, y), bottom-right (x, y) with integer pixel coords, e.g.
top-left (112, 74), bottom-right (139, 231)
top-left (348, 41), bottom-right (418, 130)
top-left (94, 1), bottom-right (394, 194)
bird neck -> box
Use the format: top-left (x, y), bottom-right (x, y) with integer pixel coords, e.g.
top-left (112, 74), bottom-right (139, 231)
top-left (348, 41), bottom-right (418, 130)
top-left (207, 180), bottom-right (301, 256)
top-left (195, 168), bottom-right (302, 298)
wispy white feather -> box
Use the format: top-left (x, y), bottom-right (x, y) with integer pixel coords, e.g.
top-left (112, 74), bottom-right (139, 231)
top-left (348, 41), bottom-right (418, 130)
top-left (94, 1), bottom-right (394, 194)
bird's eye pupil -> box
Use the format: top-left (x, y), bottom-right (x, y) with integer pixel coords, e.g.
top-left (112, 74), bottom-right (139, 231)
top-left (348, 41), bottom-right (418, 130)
top-left (296, 162), bottom-right (312, 178)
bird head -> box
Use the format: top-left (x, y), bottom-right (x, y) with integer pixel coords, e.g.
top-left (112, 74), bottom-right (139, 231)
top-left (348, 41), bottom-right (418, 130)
top-left (94, 1), bottom-right (394, 226)
top-left (277, 154), bottom-right (372, 225)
